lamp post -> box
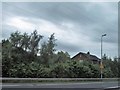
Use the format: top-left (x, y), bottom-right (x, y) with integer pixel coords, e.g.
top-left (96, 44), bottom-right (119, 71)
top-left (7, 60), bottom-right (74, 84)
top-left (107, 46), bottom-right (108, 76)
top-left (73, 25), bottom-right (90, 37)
top-left (100, 34), bottom-right (106, 79)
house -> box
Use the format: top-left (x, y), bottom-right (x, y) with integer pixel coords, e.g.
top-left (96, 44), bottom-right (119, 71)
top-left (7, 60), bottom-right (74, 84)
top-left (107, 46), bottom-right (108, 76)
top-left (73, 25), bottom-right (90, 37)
top-left (71, 52), bottom-right (100, 64)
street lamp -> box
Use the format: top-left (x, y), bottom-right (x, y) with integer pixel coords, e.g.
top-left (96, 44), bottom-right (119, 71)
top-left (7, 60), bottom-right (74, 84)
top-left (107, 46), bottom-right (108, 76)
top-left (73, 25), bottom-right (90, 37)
top-left (100, 34), bottom-right (106, 79)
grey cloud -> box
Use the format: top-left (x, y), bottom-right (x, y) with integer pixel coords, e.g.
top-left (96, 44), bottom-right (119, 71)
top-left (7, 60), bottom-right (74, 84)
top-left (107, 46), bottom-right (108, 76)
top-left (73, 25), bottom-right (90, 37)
top-left (3, 2), bottom-right (116, 25)
top-left (2, 25), bottom-right (17, 39)
top-left (2, 2), bottom-right (118, 57)
top-left (90, 25), bottom-right (118, 44)
top-left (56, 41), bottom-right (84, 56)
top-left (3, 2), bottom-right (117, 30)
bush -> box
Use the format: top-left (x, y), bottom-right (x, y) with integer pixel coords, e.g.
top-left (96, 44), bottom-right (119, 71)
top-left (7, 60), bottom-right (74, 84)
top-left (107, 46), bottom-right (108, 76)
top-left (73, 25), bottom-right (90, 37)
top-left (5, 59), bottom-right (115, 78)
top-left (50, 63), bottom-right (70, 78)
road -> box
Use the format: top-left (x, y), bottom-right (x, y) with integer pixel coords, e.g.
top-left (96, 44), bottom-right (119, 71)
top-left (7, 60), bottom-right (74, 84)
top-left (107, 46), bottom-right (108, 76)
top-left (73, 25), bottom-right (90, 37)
top-left (2, 81), bottom-right (119, 90)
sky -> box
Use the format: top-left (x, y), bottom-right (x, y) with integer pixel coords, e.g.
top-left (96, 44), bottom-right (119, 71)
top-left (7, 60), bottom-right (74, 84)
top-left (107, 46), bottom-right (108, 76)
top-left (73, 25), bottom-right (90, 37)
top-left (2, 2), bottom-right (118, 58)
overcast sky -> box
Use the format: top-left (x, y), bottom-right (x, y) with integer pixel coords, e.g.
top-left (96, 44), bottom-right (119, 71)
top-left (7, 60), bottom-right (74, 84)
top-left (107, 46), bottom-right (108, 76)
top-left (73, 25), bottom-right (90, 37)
top-left (2, 2), bottom-right (118, 58)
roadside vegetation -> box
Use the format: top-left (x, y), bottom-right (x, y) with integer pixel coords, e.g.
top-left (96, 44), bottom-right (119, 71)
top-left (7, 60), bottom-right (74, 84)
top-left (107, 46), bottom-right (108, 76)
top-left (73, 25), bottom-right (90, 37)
top-left (2, 30), bottom-right (119, 78)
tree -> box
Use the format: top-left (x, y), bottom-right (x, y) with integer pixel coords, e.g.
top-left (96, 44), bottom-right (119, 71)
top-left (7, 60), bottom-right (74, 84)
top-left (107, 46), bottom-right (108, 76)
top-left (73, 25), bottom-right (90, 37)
top-left (47, 33), bottom-right (56, 59)
top-left (3, 30), bottom-right (119, 78)
top-left (40, 42), bottom-right (49, 64)
top-left (2, 30), bottom-right (43, 77)
top-left (40, 33), bottom-right (56, 65)
top-left (21, 32), bottom-right (30, 51)
top-left (55, 51), bottom-right (70, 63)
top-left (9, 31), bottom-right (22, 47)
top-left (2, 39), bottom-right (13, 77)
top-left (29, 30), bottom-right (43, 56)
top-left (103, 54), bottom-right (118, 78)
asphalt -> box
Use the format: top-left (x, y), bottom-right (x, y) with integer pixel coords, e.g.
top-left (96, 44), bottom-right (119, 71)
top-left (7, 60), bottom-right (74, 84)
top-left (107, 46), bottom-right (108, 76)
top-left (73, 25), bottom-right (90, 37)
top-left (1, 81), bottom-right (120, 90)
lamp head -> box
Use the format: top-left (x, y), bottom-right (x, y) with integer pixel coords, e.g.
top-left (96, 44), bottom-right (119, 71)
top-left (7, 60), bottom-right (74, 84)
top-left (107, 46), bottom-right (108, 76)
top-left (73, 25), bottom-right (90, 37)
top-left (102, 34), bottom-right (107, 37)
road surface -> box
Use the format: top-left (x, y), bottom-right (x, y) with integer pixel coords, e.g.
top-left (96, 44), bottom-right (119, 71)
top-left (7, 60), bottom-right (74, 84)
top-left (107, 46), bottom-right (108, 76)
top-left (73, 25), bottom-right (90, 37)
top-left (2, 81), bottom-right (119, 90)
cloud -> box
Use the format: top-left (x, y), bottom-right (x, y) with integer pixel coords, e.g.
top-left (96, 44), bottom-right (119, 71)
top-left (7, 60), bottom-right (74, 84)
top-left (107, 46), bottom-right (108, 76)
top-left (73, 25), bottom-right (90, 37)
top-left (2, 2), bottom-right (118, 58)
top-left (6, 17), bottom-right (35, 31)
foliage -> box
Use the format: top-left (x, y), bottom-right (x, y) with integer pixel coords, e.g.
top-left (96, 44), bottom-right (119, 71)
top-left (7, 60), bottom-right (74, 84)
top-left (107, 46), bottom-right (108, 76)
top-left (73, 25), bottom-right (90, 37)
top-left (102, 54), bottom-right (119, 78)
top-left (2, 31), bottom-right (119, 78)
top-left (50, 63), bottom-right (70, 78)
top-left (40, 33), bottom-right (56, 65)
top-left (55, 51), bottom-right (70, 63)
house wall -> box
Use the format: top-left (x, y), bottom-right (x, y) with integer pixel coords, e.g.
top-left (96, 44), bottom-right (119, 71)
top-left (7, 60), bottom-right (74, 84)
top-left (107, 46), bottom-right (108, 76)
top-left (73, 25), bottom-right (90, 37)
top-left (72, 54), bottom-right (89, 61)
top-left (72, 54), bottom-right (99, 64)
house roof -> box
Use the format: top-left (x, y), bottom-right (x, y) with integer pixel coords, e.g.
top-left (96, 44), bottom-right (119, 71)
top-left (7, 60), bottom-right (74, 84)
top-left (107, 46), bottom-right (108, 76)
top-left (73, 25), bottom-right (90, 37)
top-left (72, 52), bottom-right (100, 61)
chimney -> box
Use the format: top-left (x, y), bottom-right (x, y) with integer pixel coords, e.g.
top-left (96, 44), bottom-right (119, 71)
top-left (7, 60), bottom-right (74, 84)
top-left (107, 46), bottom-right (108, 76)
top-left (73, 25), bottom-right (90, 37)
top-left (87, 52), bottom-right (90, 55)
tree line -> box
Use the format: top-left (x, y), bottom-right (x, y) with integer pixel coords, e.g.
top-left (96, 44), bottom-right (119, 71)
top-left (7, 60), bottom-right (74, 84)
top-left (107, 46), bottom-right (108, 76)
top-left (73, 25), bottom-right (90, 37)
top-left (2, 30), bottom-right (119, 78)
